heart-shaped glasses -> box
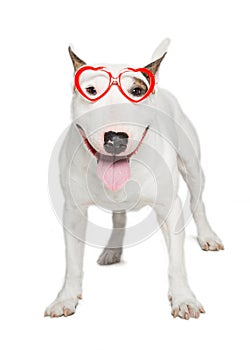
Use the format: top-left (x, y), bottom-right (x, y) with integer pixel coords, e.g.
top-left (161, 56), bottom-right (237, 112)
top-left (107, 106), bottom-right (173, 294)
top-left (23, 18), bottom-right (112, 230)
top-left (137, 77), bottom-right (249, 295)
top-left (74, 66), bottom-right (155, 103)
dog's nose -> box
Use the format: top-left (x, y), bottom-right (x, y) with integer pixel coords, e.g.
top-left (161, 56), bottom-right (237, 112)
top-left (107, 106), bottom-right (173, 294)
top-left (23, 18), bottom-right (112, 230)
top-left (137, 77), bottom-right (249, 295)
top-left (104, 131), bottom-right (129, 155)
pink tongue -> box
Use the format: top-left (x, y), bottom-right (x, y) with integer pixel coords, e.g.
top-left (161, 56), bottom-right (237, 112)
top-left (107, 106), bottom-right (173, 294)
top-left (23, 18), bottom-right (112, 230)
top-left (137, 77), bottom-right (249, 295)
top-left (97, 157), bottom-right (131, 192)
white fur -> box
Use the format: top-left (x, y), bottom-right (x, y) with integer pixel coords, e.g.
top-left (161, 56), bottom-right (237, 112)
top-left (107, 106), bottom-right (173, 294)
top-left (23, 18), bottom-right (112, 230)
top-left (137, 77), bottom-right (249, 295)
top-left (151, 37), bottom-right (171, 61)
top-left (45, 39), bottom-right (223, 319)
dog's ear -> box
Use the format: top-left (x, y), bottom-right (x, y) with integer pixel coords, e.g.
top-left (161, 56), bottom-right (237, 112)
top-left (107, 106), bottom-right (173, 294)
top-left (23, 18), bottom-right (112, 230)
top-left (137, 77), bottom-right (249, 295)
top-left (68, 46), bottom-right (86, 71)
top-left (144, 38), bottom-right (171, 76)
top-left (144, 52), bottom-right (167, 75)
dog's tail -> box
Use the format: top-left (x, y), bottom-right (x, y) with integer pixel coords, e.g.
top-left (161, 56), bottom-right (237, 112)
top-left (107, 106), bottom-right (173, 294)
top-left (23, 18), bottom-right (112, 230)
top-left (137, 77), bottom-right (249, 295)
top-left (151, 38), bottom-right (171, 61)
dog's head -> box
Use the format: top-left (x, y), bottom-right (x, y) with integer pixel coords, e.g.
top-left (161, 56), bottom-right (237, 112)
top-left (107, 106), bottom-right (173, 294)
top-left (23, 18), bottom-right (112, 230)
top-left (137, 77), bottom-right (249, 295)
top-left (69, 39), bottom-right (170, 191)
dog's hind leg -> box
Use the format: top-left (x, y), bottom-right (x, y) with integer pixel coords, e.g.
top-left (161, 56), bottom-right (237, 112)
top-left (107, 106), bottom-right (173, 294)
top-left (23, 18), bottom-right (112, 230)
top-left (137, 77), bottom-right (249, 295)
top-left (177, 155), bottom-right (224, 251)
top-left (45, 204), bottom-right (87, 317)
top-left (97, 210), bottom-right (126, 265)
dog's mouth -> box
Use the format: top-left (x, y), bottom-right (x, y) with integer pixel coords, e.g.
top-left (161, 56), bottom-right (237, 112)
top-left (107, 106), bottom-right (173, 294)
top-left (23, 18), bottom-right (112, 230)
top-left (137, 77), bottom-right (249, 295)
top-left (76, 124), bottom-right (149, 192)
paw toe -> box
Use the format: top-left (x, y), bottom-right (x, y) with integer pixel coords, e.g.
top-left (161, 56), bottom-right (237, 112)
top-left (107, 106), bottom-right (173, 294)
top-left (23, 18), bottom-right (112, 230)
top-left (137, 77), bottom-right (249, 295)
top-left (199, 234), bottom-right (224, 252)
top-left (63, 308), bottom-right (74, 317)
top-left (45, 298), bottom-right (78, 318)
top-left (171, 298), bottom-right (204, 320)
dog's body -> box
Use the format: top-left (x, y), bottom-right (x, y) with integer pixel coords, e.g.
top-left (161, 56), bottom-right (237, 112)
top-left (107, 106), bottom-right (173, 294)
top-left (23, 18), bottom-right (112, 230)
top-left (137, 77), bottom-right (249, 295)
top-left (45, 39), bottom-right (223, 319)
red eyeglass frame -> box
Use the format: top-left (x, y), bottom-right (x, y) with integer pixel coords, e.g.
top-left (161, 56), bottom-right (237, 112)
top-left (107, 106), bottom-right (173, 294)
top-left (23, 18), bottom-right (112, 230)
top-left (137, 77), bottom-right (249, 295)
top-left (74, 66), bottom-right (155, 103)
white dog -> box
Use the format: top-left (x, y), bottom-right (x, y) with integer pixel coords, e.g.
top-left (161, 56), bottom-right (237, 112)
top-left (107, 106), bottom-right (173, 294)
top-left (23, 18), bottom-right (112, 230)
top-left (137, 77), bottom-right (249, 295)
top-left (45, 38), bottom-right (223, 319)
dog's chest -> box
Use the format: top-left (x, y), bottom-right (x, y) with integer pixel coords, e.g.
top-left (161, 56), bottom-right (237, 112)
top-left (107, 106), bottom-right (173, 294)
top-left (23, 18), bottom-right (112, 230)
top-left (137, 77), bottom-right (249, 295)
top-left (85, 163), bottom-right (156, 210)
top-left (84, 151), bottom-right (178, 211)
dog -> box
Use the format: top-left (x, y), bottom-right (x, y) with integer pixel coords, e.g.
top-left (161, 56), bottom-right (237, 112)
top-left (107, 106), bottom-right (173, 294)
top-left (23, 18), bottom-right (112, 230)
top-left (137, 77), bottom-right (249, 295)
top-left (45, 38), bottom-right (223, 319)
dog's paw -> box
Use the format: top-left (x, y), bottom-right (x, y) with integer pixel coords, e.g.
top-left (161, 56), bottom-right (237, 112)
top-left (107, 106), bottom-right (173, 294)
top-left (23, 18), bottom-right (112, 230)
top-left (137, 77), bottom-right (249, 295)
top-left (198, 232), bottom-right (224, 251)
top-left (97, 248), bottom-right (122, 265)
top-left (44, 296), bottom-right (80, 318)
top-left (169, 294), bottom-right (205, 320)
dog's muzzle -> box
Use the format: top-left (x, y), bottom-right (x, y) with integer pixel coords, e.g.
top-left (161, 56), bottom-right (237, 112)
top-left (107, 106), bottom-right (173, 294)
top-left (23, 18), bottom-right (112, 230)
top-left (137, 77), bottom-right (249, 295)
top-left (76, 123), bottom-right (149, 192)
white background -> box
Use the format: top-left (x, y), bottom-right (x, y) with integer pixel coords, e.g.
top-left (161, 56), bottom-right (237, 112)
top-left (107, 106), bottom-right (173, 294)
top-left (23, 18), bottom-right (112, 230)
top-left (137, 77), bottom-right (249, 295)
top-left (0, 0), bottom-right (250, 349)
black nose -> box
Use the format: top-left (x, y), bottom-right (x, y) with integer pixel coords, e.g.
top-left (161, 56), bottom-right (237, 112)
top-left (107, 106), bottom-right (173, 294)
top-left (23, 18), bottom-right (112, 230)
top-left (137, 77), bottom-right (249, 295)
top-left (104, 131), bottom-right (129, 155)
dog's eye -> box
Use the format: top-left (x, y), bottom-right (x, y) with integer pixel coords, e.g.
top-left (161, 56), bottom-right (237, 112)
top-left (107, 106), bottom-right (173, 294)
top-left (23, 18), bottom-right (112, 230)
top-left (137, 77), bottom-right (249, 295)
top-left (130, 87), bottom-right (143, 97)
top-left (85, 86), bottom-right (97, 96)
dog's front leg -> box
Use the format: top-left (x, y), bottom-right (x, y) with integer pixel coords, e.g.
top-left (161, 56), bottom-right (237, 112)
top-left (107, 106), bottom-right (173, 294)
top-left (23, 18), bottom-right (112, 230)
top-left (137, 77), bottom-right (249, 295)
top-left (45, 204), bottom-right (87, 317)
top-left (156, 197), bottom-right (205, 319)
top-left (177, 156), bottom-right (224, 251)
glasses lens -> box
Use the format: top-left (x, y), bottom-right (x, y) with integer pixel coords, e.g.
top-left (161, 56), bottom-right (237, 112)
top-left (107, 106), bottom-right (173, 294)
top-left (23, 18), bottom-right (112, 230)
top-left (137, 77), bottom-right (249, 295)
top-left (77, 69), bottom-right (110, 100)
top-left (120, 71), bottom-right (150, 101)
